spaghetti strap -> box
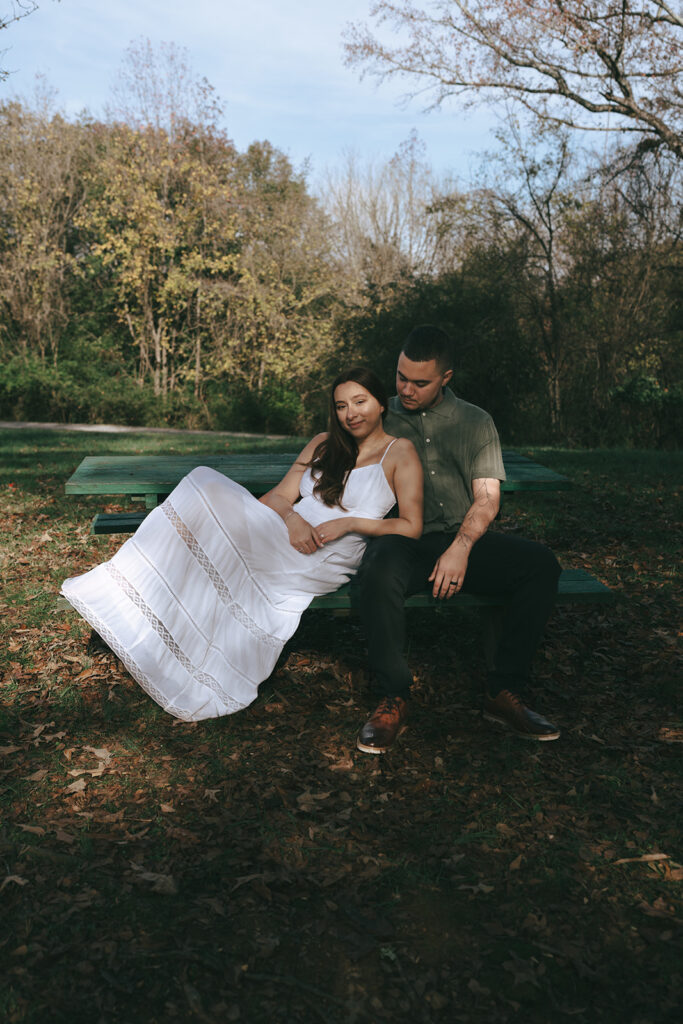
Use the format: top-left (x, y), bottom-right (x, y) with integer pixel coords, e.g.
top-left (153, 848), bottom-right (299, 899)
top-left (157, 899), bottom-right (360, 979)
top-left (379, 438), bottom-right (398, 465)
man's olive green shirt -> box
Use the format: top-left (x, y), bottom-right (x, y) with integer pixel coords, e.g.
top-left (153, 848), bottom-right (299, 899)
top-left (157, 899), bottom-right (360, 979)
top-left (384, 389), bottom-right (506, 534)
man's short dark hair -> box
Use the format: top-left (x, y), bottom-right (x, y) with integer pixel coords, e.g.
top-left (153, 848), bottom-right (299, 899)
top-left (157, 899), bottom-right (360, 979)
top-left (402, 325), bottom-right (453, 371)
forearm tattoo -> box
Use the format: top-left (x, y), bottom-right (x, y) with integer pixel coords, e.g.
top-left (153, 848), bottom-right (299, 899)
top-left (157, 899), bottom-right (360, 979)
top-left (457, 479), bottom-right (499, 549)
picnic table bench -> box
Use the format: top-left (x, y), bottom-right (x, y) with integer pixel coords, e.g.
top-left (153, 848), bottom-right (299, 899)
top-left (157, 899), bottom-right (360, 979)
top-left (64, 450), bottom-right (612, 613)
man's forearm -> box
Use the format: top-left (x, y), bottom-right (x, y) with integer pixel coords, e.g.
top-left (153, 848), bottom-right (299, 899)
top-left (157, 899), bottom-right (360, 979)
top-left (429, 478), bottom-right (501, 598)
top-left (452, 479), bottom-right (500, 553)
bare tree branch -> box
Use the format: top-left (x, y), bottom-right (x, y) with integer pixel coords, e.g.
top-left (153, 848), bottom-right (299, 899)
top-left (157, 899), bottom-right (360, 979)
top-left (1, 2), bottom-right (44, 82)
top-left (345, 1), bottom-right (683, 159)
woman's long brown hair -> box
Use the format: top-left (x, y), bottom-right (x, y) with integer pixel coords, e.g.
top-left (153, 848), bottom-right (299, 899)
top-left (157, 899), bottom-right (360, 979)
top-left (309, 367), bottom-right (388, 508)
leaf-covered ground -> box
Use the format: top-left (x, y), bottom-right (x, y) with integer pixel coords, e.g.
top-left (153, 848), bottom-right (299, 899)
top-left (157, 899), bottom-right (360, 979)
top-left (1, 431), bottom-right (681, 1023)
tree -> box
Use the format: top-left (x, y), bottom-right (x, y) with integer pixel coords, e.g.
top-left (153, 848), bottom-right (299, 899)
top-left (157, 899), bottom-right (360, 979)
top-left (76, 121), bottom-right (238, 399)
top-left (559, 148), bottom-right (682, 443)
top-left (321, 132), bottom-right (458, 300)
top-left (478, 121), bottom-right (576, 432)
top-left (75, 41), bottom-right (241, 402)
top-left (107, 37), bottom-right (222, 140)
top-left (210, 140), bottom-right (340, 428)
top-left (0, 96), bottom-right (84, 364)
top-left (345, 2), bottom-right (683, 159)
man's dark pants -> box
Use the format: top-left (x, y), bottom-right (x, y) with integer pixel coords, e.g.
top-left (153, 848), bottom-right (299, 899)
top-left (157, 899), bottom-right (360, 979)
top-left (354, 532), bottom-right (561, 700)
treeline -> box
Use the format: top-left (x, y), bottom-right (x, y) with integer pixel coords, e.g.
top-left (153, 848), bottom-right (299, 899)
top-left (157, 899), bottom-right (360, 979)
top-left (0, 99), bottom-right (680, 445)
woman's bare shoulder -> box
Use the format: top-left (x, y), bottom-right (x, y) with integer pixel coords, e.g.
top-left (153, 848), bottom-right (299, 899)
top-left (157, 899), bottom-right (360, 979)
top-left (296, 431), bottom-right (328, 464)
top-left (385, 437), bottom-right (422, 481)
top-left (387, 436), bottom-right (418, 457)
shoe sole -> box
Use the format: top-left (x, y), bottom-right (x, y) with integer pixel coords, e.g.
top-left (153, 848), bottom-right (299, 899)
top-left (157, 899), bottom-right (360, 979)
top-left (356, 725), bottom-right (407, 755)
top-left (483, 711), bottom-right (560, 741)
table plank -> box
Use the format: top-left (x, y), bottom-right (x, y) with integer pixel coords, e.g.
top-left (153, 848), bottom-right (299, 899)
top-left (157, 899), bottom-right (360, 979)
top-left (310, 569), bottom-right (612, 609)
top-left (65, 450), bottom-right (570, 500)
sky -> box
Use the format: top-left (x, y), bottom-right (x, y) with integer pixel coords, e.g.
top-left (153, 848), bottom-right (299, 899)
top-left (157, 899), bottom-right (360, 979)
top-left (2, 0), bottom-right (498, 182)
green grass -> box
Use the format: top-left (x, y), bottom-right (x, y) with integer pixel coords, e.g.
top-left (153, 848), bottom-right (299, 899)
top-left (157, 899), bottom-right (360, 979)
top-left (0, 428), bottom-right (681, 1023)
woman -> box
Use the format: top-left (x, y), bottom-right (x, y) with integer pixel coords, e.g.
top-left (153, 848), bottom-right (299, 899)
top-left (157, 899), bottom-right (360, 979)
top-left (61, 368), bottom-right (423, 721)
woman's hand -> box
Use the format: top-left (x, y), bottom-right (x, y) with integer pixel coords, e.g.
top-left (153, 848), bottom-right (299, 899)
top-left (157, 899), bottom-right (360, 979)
top-left (316, 518), bottom-right (354, 544)
top-left (287, 512), bottom-right (324, 554)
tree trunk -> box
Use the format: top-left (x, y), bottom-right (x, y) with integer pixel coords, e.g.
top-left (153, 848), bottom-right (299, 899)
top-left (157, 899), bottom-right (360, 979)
top-left (194, 288), bottom-right (202, 399)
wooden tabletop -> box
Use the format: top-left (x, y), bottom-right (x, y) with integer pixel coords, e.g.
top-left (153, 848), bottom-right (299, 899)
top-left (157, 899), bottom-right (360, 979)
top-left (65, 451), bottom-right (570, 504)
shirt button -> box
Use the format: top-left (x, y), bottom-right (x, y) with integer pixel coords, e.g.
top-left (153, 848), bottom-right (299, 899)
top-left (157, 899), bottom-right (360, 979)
top-left (439, 502), bottom-right (443, 507)
top-left (431, 471), bottom-right (435, 475)
top-left (422, 412), bottom-right (426, 417)
top-left (426, 438), bottom-right (431, 443)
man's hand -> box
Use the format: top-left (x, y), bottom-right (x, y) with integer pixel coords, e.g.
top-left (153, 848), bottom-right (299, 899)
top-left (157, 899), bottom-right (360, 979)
top-left (429, 478), bottom-right (500, 598)
top-left (428, 539), bottom-right (470, 599)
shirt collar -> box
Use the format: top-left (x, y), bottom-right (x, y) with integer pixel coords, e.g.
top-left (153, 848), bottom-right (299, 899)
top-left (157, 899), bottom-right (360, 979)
top-left (390, 388), bottom-right (458, 419)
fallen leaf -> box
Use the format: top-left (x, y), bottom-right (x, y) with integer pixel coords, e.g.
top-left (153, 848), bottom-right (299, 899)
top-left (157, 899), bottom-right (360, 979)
top-left (230, 873), bottom-right (269, 894)
top-left (17, 824), bottom-right (45, 836)
top-left (84, 745), bottom-right (112, 763)
top-left (32, 722), bottom-right (54, 737)
top-left (68, 764), bottom-right (105, 778)
top-left (658, 726), bottom-right (683, 743)
top-left (468, 979), bottom-right (491, 996)
top-left (296, 791), bottom-right (332, 811)
top-left (1, 875), bottom-right (29, 892)
top-left (327, 757), bottom-right (354, 772)
top-left (75, 668), bottom-right (100, 680)
top-left (509, 854), bottom-right (524, 871)
top-left (66, 777), bottom-right (87, 793)
top-left (615, 852), bottom-right (670, 865)
top-left (638, 897), bottom-right (682, 922)
top-left (137, 870), bottom-right (177, 894)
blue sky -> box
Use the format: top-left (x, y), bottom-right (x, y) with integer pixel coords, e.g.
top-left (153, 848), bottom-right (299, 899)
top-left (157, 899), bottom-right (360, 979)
top-left (2, 0), bottom-right (497, 181)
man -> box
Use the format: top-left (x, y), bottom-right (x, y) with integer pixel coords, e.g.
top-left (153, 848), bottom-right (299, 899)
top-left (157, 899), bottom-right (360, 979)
top-left (354, 325), bottom-right (562, 754)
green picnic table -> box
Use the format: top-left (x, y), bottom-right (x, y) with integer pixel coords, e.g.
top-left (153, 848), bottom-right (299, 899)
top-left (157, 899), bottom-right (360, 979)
top-left (63, 450), bottom-right (612, 610)
top-left (65, 450), bottom-right (571, 521)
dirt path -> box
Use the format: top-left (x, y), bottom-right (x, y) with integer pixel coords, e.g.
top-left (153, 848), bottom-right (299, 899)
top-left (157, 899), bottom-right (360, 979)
top-left (0, 420), bottom-right (287, 439)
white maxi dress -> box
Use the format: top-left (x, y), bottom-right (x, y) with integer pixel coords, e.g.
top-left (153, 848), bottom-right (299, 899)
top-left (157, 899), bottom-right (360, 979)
top-left (61, 446), bottom-right (397, 721)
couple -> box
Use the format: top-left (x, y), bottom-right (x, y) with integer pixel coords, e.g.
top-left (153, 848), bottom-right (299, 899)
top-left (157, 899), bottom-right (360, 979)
top-left (62, 325), bottom-right (561, 751)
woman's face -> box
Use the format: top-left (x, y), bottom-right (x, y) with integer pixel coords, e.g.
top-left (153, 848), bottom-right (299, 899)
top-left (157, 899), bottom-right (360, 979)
top-left (334, 381), bottom-right (384, 441)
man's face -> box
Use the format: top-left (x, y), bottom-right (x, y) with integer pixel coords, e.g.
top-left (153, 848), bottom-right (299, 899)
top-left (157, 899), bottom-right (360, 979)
top-left (396, 353), bottom-right (453, 412)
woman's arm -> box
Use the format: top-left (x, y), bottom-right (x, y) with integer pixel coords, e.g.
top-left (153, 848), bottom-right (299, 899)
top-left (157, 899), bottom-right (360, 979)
top-left (318, 439), bottom-right (423, 543)
top-left (259, 433), bottom-right (327, 553)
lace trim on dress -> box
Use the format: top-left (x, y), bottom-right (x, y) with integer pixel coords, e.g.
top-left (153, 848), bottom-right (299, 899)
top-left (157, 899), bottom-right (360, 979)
top-left (184, 474), bottom-right (299, 618)
top-left (162, 500), bottom-right (281, 650)
top-left (103, 563), bottom-right (251, 716)
top-left (63, 587), bottom-right (247, 721)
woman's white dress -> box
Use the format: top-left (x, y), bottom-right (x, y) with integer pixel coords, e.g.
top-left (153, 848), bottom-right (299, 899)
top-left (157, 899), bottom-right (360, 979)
top-left (61, 451), bottom-right (397, 721)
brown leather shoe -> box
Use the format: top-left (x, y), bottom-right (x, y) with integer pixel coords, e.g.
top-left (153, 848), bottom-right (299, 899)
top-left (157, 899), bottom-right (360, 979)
top-left (483, 690), bottom-right (560, 741)
top-left (357, 697), bottom-right (408, 754)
